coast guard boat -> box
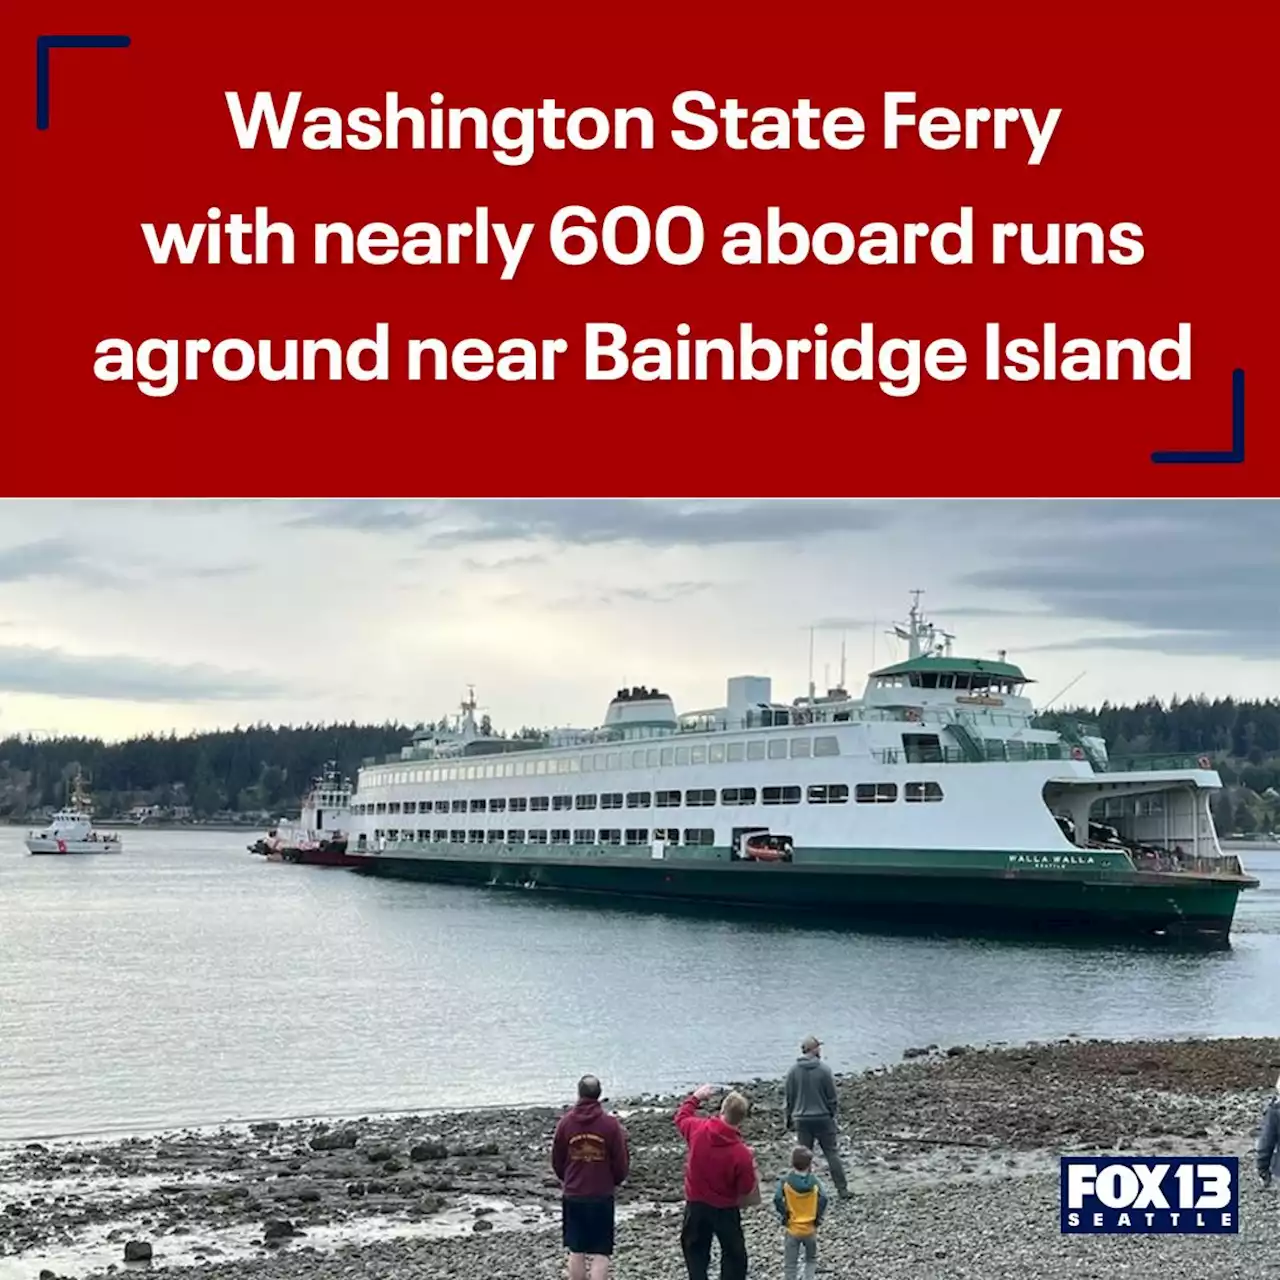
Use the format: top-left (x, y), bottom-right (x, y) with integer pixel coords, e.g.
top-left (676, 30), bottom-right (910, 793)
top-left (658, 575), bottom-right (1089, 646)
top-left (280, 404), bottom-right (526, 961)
top-left (26, 773), bottom-right (122, 855)
top-left (341, 594), bottom-right (1258, 944)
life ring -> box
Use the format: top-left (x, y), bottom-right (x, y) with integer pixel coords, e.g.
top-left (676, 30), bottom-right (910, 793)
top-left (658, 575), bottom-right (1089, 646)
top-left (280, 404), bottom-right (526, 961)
top-left (1070, 746), bottom-right (1085, 760)
top-left (1196, 755), bottom-right (1211, 769)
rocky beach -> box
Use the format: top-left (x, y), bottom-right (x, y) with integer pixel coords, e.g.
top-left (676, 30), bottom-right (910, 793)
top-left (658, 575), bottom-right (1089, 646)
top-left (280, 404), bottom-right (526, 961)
top-left (3, 1036), bottom-right (1278, 1280)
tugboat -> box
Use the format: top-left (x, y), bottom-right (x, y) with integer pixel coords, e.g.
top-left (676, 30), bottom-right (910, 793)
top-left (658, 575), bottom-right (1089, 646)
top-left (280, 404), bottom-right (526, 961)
top-left (26, 773), bottom-right (122, 855)
top-left (249, 763), bottom-right (358, 867)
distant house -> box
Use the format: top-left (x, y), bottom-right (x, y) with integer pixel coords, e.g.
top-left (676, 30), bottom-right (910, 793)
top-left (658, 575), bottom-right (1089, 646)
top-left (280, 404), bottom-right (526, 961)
top-left (171, 805), bottom-right (193, 821)
top-left (129, 804), bottom-right (163, 823)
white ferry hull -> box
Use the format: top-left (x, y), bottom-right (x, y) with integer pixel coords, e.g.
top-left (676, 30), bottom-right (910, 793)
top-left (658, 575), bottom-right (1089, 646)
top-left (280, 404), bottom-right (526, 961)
top-left (26, 837), bottom-right (123, 855)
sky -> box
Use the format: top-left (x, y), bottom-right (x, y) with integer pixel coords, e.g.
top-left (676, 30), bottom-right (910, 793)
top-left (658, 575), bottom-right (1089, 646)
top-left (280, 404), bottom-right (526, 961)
top-left (0, 499), bottom-right (1276, 742)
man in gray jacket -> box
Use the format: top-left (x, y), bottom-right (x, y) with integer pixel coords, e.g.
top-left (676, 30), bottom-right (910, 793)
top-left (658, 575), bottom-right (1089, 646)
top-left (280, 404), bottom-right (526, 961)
top-left (1258, 1073), bottom-right (1280, 1187)
top-left (784, 1036), bottom-right (849, 1199)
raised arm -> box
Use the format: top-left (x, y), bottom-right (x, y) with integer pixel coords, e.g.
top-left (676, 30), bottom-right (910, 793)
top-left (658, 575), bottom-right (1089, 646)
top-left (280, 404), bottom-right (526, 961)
top-left (676, 1084), bottom-right (716, 1142)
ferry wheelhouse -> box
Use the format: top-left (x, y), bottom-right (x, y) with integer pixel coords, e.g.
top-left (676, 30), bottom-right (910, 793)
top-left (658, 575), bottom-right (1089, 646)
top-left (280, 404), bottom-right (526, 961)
top-left (343, 596), bottom-right (1257, 943)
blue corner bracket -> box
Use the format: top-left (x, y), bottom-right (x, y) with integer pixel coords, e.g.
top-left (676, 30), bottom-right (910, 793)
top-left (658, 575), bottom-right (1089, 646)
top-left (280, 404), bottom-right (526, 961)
top-left (1151, 369), bottom-right (1245, 464)
top-left (36, 34), bottom-right (131, 130)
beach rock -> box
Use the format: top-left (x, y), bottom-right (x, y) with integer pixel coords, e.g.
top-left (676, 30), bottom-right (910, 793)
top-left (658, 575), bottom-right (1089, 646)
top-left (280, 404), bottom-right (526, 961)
top-left (365, 1146), bottom-right (394, 1163)
top-left (122, 1240), bottom-right (153, 1262)
top-left (249, 1122), bottom-right (280, 1135)
top-left (309, 1130), bottom-right (357, 1152)
top-left (410, 1140), bottom-right (448, 1161)
top-left (472, 1217), bottom-right (494, 1232)
top-left (262, 1218), bottom-right (297, 1242)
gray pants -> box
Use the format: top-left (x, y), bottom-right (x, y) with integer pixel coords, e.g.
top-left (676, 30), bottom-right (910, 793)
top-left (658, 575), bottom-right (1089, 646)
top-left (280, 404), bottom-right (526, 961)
top-left (783, 1233), bottom-right (817, 1280)
top-left (796, 1117), bottom-right (847, 1195)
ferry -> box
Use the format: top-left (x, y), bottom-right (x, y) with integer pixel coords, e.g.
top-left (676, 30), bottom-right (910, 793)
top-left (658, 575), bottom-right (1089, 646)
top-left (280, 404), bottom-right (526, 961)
top-left (26, 773), bottom-right (122, 855)
top-left (343, 594), bottom-right (1258, 944)
top-left (249, 763), bottom-right (359, 866)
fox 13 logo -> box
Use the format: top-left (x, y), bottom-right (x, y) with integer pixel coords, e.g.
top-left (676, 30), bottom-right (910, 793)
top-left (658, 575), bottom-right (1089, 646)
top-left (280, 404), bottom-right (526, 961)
top-left (1060, 1156), bottom-right (1238, 1234)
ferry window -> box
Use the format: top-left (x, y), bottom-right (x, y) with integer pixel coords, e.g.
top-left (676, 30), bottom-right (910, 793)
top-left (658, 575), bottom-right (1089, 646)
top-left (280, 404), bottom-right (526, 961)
top-left (551, 829), bottom-right (571, 844)
top-left (905, 782), bottom-right (944, 803)
top-left (727, 743), bottom-right (745, 762)
top-left (808, 784), bottom-right (850, 805)
top-left (507, 829), bottom-right (525, 844)
top-left (450, 829), bottom-right (465, 843)
top-left (690, 745), bottom-right (707, 764)
top-left (721, 787), bottom-right (757, 806)
top-left (530, 796), bottom-right (550, 812)
top-left (414, 828), bottom-right (428, 841)
top-left (790, 738), bottom-right (812, 758)
top-left (450, 799), bottom-right (466, 813)
top-left (375, 803), bottom-right (387, 815)
top-left (660, 748), bottom-right (675, 767)
top-left (655, 790), bottom-right (681, 808)
top-left (387, 802), bottom-right (401, 814)
top-left (575, 794), bottom-right (598, 810)
top-left (626, 791), bottom-right (651, 808)
top-left (404, 802), bottom-right (417, 814)
top-left (468, 830), bottom-right (485, 844)
top-left (573, 828), bottom-right (596, 844)
top-left (625, 828), bottom-right (649, 845)
top-left (489, 798), bottom-right (507, 813)
top-left (683, 828), bottom-right (715, 846)
top-left (654, 827), bottom-right (679, 841)
top-left (675, 747), bottom-right (690, 765)
top-left (594, 754), bottom-right (607, 769)
top-left (469, 798), bottom-right (486, 813)
top-left (1006, 740), bottom-right (1028, 761)
top-left (432, 829), bottom-right (447, 842)
top-left (631, 750), bottom-right (645, 768)
top-left (813, 736), bottom-right (840, 758)
top-left (598, 829), bottom-right (622, 846)
top-left (746, 741), bottom-right (766, 761)
top-left (685, 789), bottom-right (715, 807)
top-left (762, 785), bottom-right (801, 806)
top-left (709, 743), bottom-right (726, 763)
top-left (767, 739), bottom-right (788, 760)
top-left (528, 830), bottom-right (548, 845)
top-left (503, 762), bottom-right (515, 777)
top-left (509, 797), bottom-right (528, 812)
top-left (607, 753), bottom-right (620, 769)
top-left (855, 783), bottom-right (898, 804)
top-left (535, 760), bottom-right (548, 775)
top-left (567, 757), bottom-right (579, 774)
top-left (434, 800), bottom-right (449, 814)
top-left (646, 749), bottom-right (659, 767)
top-left (580, 755), bottom-right (593, 773)
top-left (902, 733), bottom-right (944, 764)
top-left (553, 795), bottom-right (573, 811)
top-left (374, 829), bottom-right (384, 839)
top-left (601, 792), bottom-right (624, 809)
top-left (487, 830), bottom-right (504, 844)
top-left (386, 829), bottom-right (400, 841)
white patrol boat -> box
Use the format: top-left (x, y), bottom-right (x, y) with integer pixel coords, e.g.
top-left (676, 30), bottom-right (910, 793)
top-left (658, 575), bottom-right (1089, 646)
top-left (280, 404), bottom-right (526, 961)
top-left (26, 773), bottom-right (122, 855)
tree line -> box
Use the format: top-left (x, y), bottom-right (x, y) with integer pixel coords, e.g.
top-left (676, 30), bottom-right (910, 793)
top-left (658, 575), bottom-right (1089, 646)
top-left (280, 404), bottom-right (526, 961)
top-left (0, 694), bottom-right (1277, 829)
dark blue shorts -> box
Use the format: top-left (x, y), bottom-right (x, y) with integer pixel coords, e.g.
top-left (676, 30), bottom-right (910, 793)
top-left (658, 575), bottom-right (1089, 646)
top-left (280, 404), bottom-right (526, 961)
top-left (562, 1195), bottom-right (616, 1256)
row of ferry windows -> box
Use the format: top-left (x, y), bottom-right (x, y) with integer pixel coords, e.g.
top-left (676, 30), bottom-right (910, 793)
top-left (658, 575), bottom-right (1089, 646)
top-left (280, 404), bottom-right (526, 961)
top-left (371, 828), bottom-right (716, 847)
top-left (366, 734), bottom-right (843, 789)
top-left (354, 781), bottom-right (943, 817)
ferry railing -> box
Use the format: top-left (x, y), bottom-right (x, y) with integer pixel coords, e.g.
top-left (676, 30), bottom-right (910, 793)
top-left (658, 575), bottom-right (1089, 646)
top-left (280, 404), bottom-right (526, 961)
top-left (1102, 754), bottom-right (1217, 773)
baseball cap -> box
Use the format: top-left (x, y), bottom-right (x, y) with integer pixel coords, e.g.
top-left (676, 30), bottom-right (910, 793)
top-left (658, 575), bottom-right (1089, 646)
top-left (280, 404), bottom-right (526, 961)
top-left (801, 1035), bottom-right (822, 1053)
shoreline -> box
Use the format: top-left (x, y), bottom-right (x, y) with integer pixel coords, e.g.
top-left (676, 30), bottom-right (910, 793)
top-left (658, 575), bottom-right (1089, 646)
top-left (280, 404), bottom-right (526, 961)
top-left (3, 1035), bottom-right (1278, 1280)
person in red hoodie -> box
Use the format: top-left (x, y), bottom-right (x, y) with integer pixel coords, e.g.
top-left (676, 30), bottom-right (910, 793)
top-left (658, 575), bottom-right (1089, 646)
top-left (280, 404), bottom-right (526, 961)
top-left (675, 1083), bottom-right (761, 1280)
top-left (551, 1075), bottom-right (631, 1280)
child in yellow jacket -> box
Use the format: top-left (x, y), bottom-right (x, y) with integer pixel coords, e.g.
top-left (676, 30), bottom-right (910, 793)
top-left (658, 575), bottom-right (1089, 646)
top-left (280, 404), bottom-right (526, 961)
top-left (774, 1146), bottom-right (829, 1280)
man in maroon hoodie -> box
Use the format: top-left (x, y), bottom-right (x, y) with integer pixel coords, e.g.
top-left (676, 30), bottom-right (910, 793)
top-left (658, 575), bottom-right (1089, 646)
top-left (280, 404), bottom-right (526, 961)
top-left (551, 1075), bottom-right (630, 1280)
top-left (675, 1083), bottom-right (761, 1280)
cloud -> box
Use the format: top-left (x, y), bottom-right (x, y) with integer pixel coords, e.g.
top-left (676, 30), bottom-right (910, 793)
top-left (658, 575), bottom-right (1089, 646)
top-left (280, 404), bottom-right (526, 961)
top-left (0, 645), bottom-right (287, 703)
top-left (187, 562), bottom-right (255, 580)
top-left (531, 581), bottom-right (718, 610)
top-left (425, 499), bottom-right (891, 548)
top-left (961, 500), bottom-right (1280, 657)
top-left (461, 554), bottom-right (549, 572)
top-left (0, 538), bottom-right (116, 586)
top-left (277, 499), bottom-right (891, 549)
top-left (285, 500), bottom-right (430, 533)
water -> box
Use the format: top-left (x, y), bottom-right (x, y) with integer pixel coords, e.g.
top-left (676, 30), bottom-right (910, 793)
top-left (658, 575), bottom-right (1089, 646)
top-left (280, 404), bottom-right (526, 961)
top-left (1, 828), bottom-right (1276, 1142)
